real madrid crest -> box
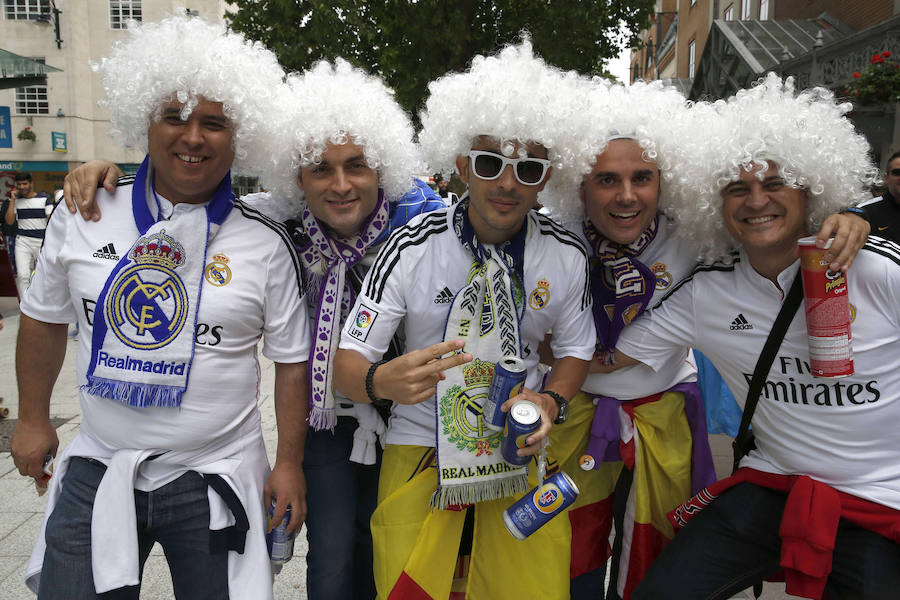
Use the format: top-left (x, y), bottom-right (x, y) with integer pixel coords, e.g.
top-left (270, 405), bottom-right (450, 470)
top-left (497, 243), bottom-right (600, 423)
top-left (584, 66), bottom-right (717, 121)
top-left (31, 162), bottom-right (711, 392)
top-left (204, 253), bottom-right (232, 287)
top-left (528, 278), bottom-right (551, 311)
top-left (439, 359), bottom-right (502, 455)
top-left (106, 229), bottom-right (188, 350)
top-left (651, 262), bottom-right (672, 291)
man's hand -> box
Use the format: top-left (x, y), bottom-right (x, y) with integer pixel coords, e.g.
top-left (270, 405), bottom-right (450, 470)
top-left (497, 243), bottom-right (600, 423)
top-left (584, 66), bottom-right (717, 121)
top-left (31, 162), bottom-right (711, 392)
top-left (814, 212), bottom-right (870, 272)
top-left (9, 188), bottom-right (17, 201)
top-left (11, 419), bottom-right (58, 485)
top-left (501, 390), bottom-right (557, 457)
top-left (373, 340), bottom-right (473, 404)
top-left (263, 461), bottom-right (306, 535)
top-left (63, 160), bottom-right (123, 221)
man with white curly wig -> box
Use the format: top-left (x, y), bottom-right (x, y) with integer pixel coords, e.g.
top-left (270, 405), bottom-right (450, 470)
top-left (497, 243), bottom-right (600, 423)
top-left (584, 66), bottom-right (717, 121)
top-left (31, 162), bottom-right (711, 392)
top-left (11, 15), bottom-right (311, 599)
top-left (593, 74), bottom-right (900, 599)
top-left (334, 40), bottom-right (596, 599)
top-left (62, 55), bottom-right (446, 600)
top-left (270, 59), bottom-right (445, 600)
top-left (541, 76), bottom-right (869, 599)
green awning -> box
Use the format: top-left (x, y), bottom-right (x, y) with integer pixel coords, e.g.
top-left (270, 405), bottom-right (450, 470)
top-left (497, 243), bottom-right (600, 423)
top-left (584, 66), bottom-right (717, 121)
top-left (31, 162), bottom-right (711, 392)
top-left (0, 49), bottom-right (61, 89)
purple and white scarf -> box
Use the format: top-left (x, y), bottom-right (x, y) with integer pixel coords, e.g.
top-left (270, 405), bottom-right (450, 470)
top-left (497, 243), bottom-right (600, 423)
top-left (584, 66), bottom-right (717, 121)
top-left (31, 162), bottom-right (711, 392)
top-left (298, 191), bottom-right (389, 430)
top-left (583, 215), bottom-right (658, 365)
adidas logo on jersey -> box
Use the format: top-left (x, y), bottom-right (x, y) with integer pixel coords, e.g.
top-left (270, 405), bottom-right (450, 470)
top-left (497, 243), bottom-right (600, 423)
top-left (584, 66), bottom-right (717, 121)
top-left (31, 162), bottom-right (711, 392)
top-left (730, 313), bottom-right (753, 330)
top-left (434, 286), bottom-right (454, 304)
top-left (93, 243), bottom-right (120, 261)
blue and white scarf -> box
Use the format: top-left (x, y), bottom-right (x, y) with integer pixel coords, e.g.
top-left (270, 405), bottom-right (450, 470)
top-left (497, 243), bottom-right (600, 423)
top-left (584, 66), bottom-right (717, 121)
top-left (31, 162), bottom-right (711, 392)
top-left (433, 196), bottom-right (529, 508)
top-left (84, 156), bottom-right (233, 407)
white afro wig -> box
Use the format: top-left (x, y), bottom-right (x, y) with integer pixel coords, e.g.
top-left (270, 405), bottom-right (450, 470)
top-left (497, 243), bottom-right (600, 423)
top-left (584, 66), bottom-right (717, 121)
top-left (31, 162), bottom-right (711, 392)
top-left (665, 73), bottom-right (879, 263)
top-left (263, 59), bottom-right (423, 203)
top-left (543, 78), bottom-right (693, 221)
top-left (417, 38), bottom-right (583, 184)
top-left (92, 15), bottom-right (285, 175)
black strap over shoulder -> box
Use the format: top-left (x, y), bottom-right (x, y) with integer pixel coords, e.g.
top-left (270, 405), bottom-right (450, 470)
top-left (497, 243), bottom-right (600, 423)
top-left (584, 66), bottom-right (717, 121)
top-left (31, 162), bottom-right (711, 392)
top-left (732, 272), bottom-right (804, 473)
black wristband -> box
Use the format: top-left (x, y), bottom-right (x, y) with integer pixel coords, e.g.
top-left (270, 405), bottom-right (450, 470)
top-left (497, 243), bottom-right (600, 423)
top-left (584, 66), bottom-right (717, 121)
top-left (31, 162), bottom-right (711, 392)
top-left (542, 390), bottom-right (568, 424)
top-left (365, 359), bottom-right (388, 404)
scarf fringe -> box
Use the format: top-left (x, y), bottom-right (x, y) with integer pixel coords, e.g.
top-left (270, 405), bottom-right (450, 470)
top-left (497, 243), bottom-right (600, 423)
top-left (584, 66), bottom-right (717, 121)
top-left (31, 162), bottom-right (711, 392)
top-left (83, 377), bottom-right (183, 408)
top-left (308, 407), bottom-right (337, 431)
top-left (430, 473), bottom-right (529, 510)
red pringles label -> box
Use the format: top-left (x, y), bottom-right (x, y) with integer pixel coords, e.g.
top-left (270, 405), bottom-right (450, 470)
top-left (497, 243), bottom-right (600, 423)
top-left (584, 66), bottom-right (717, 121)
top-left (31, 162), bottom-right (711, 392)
top-left (797, 236), bottom-right (854, 377)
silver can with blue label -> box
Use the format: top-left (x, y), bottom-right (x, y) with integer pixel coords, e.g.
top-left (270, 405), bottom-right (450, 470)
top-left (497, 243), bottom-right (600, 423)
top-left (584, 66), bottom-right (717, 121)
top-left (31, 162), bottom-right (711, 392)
top-left (266, 501), bottom-right (295, 566)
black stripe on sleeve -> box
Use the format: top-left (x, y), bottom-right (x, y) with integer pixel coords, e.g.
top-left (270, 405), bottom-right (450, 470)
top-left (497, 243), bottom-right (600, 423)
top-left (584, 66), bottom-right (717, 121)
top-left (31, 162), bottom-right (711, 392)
top-left (364, 212), bottom-right (448, 302)
top-left (533, 214), bottom-right (592, 310)
top-left (234, 200), bottom-right (306, 294)
top-left (651, 256), bottom-right (739, 310)
top-left (863, 236), bottom-right (900, 267)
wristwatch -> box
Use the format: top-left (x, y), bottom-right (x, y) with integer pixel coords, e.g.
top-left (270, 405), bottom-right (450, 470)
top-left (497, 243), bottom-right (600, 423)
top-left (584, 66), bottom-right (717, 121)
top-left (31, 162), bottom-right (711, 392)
top-left (543, 390), bottom-right (569, 425)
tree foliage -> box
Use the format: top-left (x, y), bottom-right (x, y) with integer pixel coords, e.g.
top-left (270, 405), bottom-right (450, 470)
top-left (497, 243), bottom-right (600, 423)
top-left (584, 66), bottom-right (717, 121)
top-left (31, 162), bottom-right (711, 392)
top-left (226, 0), bottom-right (654, 117)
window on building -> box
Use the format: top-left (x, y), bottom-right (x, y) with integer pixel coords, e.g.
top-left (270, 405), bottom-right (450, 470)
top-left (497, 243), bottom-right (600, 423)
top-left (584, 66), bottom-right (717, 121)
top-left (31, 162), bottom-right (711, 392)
top-left (15, 57), bottom-right (48, 115)
top-left (4, 0), bottom-right (50, 20)
top-left (724, 4), bottom-right (734, 20)
top-left (232, 175), bottom-right (261, 198)
top-left (741, 0), bottom-right (751, 20)
top-left (110, 0), bottom-right (141, 29)
top-left (688, 40), bottom-right (696, 78)
top-left (759, 0), bottom-right (770, 20)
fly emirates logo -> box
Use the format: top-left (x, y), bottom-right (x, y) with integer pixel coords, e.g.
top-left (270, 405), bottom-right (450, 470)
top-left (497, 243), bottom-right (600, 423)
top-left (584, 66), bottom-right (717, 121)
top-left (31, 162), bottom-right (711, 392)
top-left (742, 355), bottom-right (880, 406)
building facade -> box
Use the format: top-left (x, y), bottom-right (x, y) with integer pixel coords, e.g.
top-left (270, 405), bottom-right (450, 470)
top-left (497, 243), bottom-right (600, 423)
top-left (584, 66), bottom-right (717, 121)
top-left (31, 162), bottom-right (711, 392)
top-left (0, 1), bottom-right (229, 199)
top-left (631, 0), bottom-right (900, 168)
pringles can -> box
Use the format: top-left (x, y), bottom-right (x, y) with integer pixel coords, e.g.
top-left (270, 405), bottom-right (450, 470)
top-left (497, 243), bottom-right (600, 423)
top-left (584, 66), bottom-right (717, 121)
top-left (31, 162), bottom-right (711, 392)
top-left (797, 236), bottom-right (854, 377)
top-left (503, 471), bottom-right (579, 540)
top-left (483, 356), bottom-right (527, 431)
top-left (501, 400), bottom-right (541, 466)
top-left (266, 501), bottom-right (295, 567)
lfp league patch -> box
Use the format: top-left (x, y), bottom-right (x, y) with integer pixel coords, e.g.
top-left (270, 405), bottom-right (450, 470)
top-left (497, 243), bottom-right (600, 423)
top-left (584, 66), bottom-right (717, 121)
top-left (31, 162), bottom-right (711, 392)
top-left (348, 304), bottom-right (378, 342)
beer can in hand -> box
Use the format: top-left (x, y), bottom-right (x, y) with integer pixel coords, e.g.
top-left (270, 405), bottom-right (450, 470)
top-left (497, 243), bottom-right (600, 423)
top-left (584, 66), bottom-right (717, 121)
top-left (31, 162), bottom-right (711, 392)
top-left (503, 471), bottom-right (579, 540)
top-left (797, 236), bottom-right (853, 377)
top-left (501, 400), bottom-right (541, 466)
top-left (266, 501), bottom-right (295, 566)
top-left (483, 356), bottom-right (527, 431)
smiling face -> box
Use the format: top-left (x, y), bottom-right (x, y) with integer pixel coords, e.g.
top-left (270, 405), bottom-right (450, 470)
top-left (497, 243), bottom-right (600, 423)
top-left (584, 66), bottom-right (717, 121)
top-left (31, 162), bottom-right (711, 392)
top-left (580, 139), bottom-right (660, 244)
top-left (720, 162), bottom-right (809, 260)
top-left (455, 136), bottom-right (551, 245)
top-left (297, 141), bottom-right (380, 239)
top-left (147, 97), bottom-right (235, 205)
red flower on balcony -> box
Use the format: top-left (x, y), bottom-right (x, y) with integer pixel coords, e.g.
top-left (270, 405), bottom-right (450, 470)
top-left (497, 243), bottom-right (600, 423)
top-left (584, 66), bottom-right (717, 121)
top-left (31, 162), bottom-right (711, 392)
top-left (852, 71), bottom-right (861, 78)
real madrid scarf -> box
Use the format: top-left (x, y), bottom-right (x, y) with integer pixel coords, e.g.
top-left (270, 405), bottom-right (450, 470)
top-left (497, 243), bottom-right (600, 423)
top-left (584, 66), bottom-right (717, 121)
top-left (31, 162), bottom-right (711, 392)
top-left (84, 156), bottom-right (233, 407)
top-left (433, 197), bottom-right (528, 509)
top-left (297, 190), bottom-right (389, 430)
top-left (583, 214), bottom-right (658, 365)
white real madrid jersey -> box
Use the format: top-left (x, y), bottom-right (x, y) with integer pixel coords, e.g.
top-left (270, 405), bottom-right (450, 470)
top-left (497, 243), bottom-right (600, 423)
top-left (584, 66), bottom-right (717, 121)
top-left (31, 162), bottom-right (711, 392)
top-left (21, 179), bottom-right (311, 452)
top-left (616, 239), bottom-right (900, 509)
top-left (339, 207), bottom-right (596, 447)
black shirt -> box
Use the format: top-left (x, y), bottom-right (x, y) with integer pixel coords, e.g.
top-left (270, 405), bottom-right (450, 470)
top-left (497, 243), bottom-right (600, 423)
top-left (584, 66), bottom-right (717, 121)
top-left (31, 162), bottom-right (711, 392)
top-left (862, 191), bottom-right (899, 244)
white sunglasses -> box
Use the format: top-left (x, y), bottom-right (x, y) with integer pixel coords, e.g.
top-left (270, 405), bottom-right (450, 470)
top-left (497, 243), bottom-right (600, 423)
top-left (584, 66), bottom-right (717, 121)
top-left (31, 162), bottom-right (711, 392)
top-left (468, 151), bottom-right (551, 186)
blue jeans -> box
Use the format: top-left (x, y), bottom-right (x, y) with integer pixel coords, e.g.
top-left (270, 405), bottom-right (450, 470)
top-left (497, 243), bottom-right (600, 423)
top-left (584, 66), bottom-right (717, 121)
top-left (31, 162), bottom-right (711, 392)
top-left (40, 457), bottom-right (229, 600)
top-left (303, 416), bottom-right (381, 600)
top-left (632, 482), bottom-right (900, 600)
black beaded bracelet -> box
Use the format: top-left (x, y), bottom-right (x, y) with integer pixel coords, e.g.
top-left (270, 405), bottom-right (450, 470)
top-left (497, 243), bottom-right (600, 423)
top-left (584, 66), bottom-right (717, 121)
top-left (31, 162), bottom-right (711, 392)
top-left (365, 359), bottom-right (388, 404)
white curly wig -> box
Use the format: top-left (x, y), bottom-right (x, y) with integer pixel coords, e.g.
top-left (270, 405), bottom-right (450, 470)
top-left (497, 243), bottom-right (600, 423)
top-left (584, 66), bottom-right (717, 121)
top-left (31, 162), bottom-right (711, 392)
top-left (666, 73), bottom-right (880, 263)
top-left (91, 15), bottom-right (286, 175)
top-left (262, 59), bottom-right (423, 203)
top-left (543, 78), bottom-right (694, 221)
top-left (417, 38), bottom-right (583, 187)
